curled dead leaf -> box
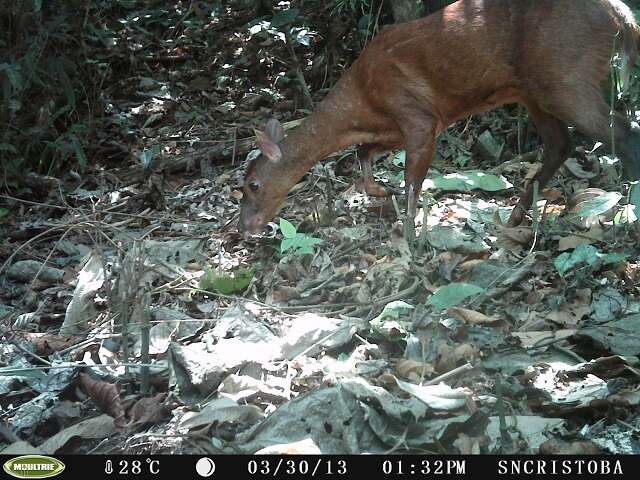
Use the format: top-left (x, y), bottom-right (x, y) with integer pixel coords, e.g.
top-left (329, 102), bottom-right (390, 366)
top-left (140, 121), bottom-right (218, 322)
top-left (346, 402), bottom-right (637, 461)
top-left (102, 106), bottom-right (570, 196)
top-left (540, 188), bottom-right (563, 202)
top-left (458, 259), bottom-right (486, 273)
top-left (436, 343), bottom-right (479, 374)
top-left (395, 359), bottom-right (436, 381)
top-left (25, 333), bottom-right (83, 356)
top-left (448, 307), bottom-right (495, 325)
top-left (494, 219), bottom-right (534, 253)
top-left (79, 373), bottom-right (127, 430)
top-left (126, 393), bottom-right (170, 428)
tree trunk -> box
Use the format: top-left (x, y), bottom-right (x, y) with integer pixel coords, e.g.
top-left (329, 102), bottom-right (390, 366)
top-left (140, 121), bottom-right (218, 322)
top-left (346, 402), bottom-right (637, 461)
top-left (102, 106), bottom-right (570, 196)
top-left (390, 0), bottom-right (424, 23)
top-left (424, 0), bottom-right (455, 15)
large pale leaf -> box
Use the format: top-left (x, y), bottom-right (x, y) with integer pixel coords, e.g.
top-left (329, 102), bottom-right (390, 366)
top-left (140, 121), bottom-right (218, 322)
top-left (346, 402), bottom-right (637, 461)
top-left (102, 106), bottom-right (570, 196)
top-left (554, 244), bottom-right (627, 276)
top-left (424, 171), bottom-right (512, 192)
top-left (426, 283), bottom-right (484, 312)
top-left (554, 245), bottom-right (600, 275)
top-left (271, 8), bottom-right (299, 28)
top-left (571, 191), bottom-right (622, 218)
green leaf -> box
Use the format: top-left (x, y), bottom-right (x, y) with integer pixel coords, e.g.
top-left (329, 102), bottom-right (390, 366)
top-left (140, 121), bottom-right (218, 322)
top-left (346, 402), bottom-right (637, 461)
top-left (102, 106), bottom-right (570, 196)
top-left (297, 236), bottom-right (322, 248)
top-left (600, 252), bottom-right (628, 265)
top-left (0, 63), bottom-right (22, 90)
top-left (554, 244), bottom-right (600, 275)
top-left (455, 154), bottom-right (471, 168)
top-left (426, 283), bottom-right (484, 312)
top-left (553, 244), bottom-right (626, 275)
top-left (198, 268), bottom-right (254, 295)
top-left (372, 301), bottom-right (415, 322)
top-left (271, 8), bottom-right (299, 28)
top-left (572, 191), bottom-right (622, 218)
top-left (138, 144), bottom-right (161, 169)
top-left (340, 226), bottom-right (368, 240)
top-left (297, 245), bottom-right (314, 255)
top-left (357, 14), bottom-right (372, 33)
top-left (279, 218), bottom-right (297, 238)
top-left (280, 237), bottom-right (296, 254)
top-left (292, 28), bottom-right (311, 46)
top-left (281, 231), bottom-right (322, 256)
top-left (370, 301), bottom-right (414, 339)
top-left (69, 134), bottom-right (87, 170)
top-left (0, 143), bottom-right (17, 153)
top-left (393, 150), bottom-right (406, 168)
top-left (613, 204), bottom-right (637, 224)
top-left (292, 234), bottom-right (322, 255)
top-left (424, 171), bottom-right (512, 192)
top-left (629, 183), bottom-right (640, 212)
top-left (0, 208), bottom-right (9, 219)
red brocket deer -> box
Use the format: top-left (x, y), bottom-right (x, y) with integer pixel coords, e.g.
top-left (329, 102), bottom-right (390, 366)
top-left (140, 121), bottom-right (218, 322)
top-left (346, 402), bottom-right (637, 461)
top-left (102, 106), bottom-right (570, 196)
top-left (239, 0), bottom-right (640, 236)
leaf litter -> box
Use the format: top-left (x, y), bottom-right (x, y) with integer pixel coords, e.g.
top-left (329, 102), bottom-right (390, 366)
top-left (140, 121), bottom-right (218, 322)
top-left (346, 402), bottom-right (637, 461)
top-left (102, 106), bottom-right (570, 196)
top-left (0, 0), bottom-right (639, 456)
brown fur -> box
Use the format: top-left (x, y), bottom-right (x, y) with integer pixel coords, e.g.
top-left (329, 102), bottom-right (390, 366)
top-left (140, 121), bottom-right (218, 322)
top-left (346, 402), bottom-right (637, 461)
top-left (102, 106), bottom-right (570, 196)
top-left (240, 0), bottom-right (640, 234)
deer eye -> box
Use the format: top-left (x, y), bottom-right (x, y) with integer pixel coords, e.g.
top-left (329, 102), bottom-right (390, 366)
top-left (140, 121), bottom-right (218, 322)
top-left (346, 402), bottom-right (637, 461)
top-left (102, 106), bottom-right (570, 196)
top-left (248, 181), bottom-right (259, 193)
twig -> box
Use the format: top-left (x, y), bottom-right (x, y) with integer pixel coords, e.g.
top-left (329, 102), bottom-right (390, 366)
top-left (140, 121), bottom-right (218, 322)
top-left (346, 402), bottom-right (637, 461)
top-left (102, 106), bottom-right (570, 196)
top-left (284, 30), bottom-right (314, 110)
top-left (0, 362), bottom-right (160, 374)
top-left (425, 362), bottom-right (474, 385)
top-left (0, 225), bottom-right (65, 276)
top-left (6, 339), bottom-right (52, 366)
top-left (139, 291), bottom-right (151, 396)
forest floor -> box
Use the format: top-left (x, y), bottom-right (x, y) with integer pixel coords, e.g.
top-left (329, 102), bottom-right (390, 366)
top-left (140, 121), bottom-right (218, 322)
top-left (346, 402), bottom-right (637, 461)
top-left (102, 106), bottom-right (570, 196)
top-left (1, 1), bottom-right (639, 455)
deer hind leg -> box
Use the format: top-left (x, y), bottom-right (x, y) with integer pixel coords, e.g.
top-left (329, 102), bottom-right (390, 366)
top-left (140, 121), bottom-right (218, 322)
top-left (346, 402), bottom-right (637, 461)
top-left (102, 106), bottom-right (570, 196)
top-left (508, 101), bottom-right (571, 226)
top-left (357, 145), bottom-right (391, 197)
top-left (548, 86), bottom-right (640, 180)
top-left (567, 99), bottom-right (640, 181)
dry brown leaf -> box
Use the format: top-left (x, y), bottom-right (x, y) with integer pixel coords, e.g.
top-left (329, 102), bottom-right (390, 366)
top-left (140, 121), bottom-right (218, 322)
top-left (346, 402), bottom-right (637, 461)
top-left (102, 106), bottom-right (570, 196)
top-left (453, 433), bottom-right (482, 454)
top-left (38, 415), bottom-right (116, 455)
top-left (575, 288), bottom-right (592, 304)
top-left (126, 393), bottom-right (170, 428)
top-left (557, 225), bottom-right (603, 252)
top-left (395, 359), bottom-right (435, 381)
top-left (539, 438), bottom-right (601, 455)
top-left (79, 373), bottom-right (126, 430)
top-left (523, 162), bottom-right (542, 182)
top-left (457, 259), bottom-right (486, 273)
top-left (547, 303), bottom-right (590, 326)
top-left (436, 343), bottom-right (479, 373)
top-left (540, 188), bottom-right (563, 202)
top-left (25, 333), bottom-right (82, 356)
top-left (448, 307), bottom-right (495, 325)
top-left (511, 329), bottom-right (577, 348)
top-left (494, 223), bottom-right (534, 253)
top-left (360, 253), bottom-right (377, 265)
top-left (270, 286), bottom-right (300, 303)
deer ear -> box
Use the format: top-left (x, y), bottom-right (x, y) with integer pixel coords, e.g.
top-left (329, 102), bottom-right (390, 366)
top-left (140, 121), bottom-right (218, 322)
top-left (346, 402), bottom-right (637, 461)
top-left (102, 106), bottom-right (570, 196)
top-left (265, 118), bottom-right (285, 143)
top-left (255, 129), bottom-right (282, 162)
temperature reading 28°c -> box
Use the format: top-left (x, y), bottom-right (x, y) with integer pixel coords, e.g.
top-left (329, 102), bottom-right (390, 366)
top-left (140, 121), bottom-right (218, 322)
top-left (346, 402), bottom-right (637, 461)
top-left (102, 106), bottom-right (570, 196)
top-left (104, 459), bottom-right (160, 475)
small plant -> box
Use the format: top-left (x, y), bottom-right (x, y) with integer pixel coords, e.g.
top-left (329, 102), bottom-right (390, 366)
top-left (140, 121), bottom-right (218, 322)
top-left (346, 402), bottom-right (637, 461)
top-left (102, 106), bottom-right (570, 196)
top-left (198, 268), bottom-right (254, 295)
top-left (279, 218), bottom-right (322, 255)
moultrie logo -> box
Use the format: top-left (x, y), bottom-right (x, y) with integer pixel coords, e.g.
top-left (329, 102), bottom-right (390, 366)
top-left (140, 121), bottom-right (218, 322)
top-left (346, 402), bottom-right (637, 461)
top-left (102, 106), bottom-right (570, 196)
top-left (2, 455), bottom-right (66, 479)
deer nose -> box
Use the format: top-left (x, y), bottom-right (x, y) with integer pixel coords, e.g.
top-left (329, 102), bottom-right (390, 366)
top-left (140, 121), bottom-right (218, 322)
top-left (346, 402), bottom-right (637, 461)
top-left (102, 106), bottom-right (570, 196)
top-left (238, 208), bottom-right (263, 235)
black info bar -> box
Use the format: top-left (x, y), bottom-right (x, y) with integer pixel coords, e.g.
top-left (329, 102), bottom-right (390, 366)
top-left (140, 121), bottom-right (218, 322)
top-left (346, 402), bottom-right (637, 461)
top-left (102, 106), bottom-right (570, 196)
top-left (0, 455), bottom-right (636, 480)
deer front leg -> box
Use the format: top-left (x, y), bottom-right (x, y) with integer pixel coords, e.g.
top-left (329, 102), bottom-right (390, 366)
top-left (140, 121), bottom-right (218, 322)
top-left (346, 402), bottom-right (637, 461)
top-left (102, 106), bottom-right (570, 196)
top-left (403, 128), bottom-right (437, 241)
